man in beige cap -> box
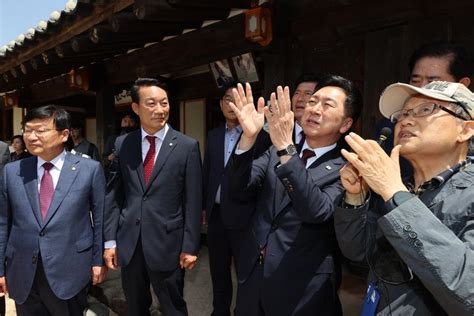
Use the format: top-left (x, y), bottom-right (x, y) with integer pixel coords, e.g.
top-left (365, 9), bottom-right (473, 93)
top-left (334, 81), bottom-right (474, 315)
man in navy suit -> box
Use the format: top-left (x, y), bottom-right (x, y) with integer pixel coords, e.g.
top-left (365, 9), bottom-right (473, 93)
top-left (203, 83), bottom-right (271, 316)
top-left (104, 78), bottom-right (202, 315)
top-left (0, 105), bottom-right (106, 315)
top-left (227, 76), bottom-right (363, 315)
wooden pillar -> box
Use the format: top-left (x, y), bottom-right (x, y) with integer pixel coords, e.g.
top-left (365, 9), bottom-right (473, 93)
top-left (261, 2), bottom-right (288, 98)
top-left (94, 66), bottom-right (115, 154)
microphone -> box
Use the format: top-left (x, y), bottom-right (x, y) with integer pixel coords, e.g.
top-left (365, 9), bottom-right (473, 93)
top-left (377, 127), bottom-right (392, 146)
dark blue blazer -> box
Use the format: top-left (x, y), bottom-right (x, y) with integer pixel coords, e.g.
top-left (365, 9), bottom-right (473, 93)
top-left (104, 127), bottom-right (202, 271)
top-left (228, 146), bottom-right (344, 315)
top-left (0, 153), bottom-right (105, 304)
top-left (202, 125), bottom-right (271, 230)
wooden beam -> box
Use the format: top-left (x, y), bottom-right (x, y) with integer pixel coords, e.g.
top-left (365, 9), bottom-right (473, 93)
top-left (71, 35), bottom-right (95, 53)
top-left (166, 0), bottom-right (252, 9)
top-left (106, 14), bottom-right (262, 84)
top-left (108, 12), bottom-right (200, 34)
top-left (134, 0), bottom-right (229, 22)
top-left (0, 0), bottom-right (134, 74)
top-left (55, 42), bottom-right (75, 58)
top-left (90, 24), bottom-right (170, 45)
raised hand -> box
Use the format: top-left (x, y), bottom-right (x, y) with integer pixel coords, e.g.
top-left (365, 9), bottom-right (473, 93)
top-left (341, 132), bottom-right (407, 201)
top-left (263, 86), bottom-right (294, 151)
top-left (340, 163), bottom-right (369, 205)
top-left (228, 83), bottom-right (265, 145)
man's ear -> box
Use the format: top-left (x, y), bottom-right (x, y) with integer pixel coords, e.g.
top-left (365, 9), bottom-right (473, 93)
top-left (61, 129), bottom-right (70, 143)
top-left (131, 102), bottom-right (139, 115)
top-left (458, 120), bottom-right (474, 143)
top-left (339, 117), bottom-right (353, 135)
top-left (459, 77), bottom-right (471, 88)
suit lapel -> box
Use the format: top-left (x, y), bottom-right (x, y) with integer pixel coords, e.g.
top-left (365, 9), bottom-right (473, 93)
top-left (217, 125), bottom-right (226, 168)
top-left (43, 153), bottom-right (80, 227)
top-left (127, 130), bottom-right (146, 192)
top-left (224, 129), bottom-right (242, 170)
top-left (275, 148), bottom-right (344, 215)
top-left (145, 127), bottom-right (178, 192)
top-left (19, 157), bottom-right (42, 227)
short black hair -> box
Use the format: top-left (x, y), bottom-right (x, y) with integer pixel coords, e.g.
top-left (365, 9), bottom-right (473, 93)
top-left (11, 134), bottom-right (25, 146)
top-left (71, 120), bottom-right (84, 131)
top-left (220, 80), bottom-right (241, 96)
top-left (293, 73), bottom-right (321, 92)
top-left (408, 41), bottom-right (473, 81)
top-left (316, 75), bottom-right (363, 123)
top-left (130, 78), bottom-right (169, 103)
top-left (23, 105), bottom-right (71, 131)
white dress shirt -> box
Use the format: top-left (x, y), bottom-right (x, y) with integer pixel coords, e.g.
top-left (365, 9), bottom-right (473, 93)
top-left (105, 125), bottom-right (169, 249)
top-left (294, 122), bottom-right (304, 144)
top-left (300, 142), bottom-right (337, 168)
top-left (141, 124), bottom-right (169, 163)
top-left (37, 150), bottom-right (67, 192)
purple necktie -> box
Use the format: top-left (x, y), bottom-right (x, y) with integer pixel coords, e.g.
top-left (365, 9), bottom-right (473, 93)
top-left (39, 162), bottom-right (54, 221)
top-left (301, 149), bottom-right (316, 166)
top-left (144, 136), bottom-right (156, 184)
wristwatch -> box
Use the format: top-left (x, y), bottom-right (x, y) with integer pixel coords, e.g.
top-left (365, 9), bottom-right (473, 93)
top-left (276, 144), bottom-right (297, 157)
top-left (385, 191), bottom-right (414, 211)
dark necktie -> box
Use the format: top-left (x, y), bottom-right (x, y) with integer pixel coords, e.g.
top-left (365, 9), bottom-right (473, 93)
top-left (39, 162), bottom-right (54, 221)
top-left (144, 135), bottom-right (157, 184)
top-left (301, 149), bottom-right (316, 166)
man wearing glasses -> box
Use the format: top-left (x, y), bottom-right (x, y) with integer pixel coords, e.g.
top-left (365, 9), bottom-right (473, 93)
top-left (335, 81), bottom-right (474, 315)
top-left (0, 105), bottom-right (106, 315)
top-left (203, 82), bottom-right (270, 316)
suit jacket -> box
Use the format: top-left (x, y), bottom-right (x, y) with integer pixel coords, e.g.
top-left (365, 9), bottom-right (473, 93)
top-left (0, 153), bottom-right (105, 304)
top-left (0, 141), bottom-right (9, 173)
top-left (228, 146), bottom-right (344, 314)
top-left (202, 125), bottom-right (271, 229)
top-left (104, 127), bottom-right (202, 271)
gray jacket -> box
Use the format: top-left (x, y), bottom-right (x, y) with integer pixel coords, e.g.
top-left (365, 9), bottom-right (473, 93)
top-left (334, 163), bottom-right (474, 315)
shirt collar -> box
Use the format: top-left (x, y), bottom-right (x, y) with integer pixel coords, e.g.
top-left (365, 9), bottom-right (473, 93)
top-left (406, 157), bottom-right (472, 195)
top-left (301, 142), bottom-right (337, 159)
top-left (295, 122), bottom-right (303, 136)
top-left (225, 123), bottom-right (242, 133)
top-left (141, 124), bottom-right (169, 142)
top-left (37, 150), bottom-right (67, 171)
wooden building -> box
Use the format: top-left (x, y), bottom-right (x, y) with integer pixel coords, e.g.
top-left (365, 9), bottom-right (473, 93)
top-left (1, 0), bottom-right (474, 152)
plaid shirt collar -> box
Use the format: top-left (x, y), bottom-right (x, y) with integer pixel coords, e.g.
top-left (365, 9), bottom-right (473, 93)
top-left (406, 157), bottom-right (472, 195)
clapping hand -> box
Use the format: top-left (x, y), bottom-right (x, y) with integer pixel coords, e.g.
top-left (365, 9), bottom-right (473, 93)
top-left (228, 83), bottom-right (265, 150)
top-left (263, 86), bottom-right (294, 151)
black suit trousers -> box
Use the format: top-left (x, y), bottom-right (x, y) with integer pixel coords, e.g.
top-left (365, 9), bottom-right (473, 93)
top-left (15, 257), bottom-right (88, 316)
top-left (121, 238), bottom-right (187, 316)
top-left (207, 204), bottom-right (246, 316)
top-left (236, 263), bottom-right (342, 316)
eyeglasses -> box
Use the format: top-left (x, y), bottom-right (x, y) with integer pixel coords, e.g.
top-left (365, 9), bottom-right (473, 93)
top-left (23, 128), bottom-right (59, 137)
top-left (390, 102), bottom-right (468, 124)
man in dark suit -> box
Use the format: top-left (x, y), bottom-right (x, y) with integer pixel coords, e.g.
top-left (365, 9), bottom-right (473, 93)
top-left (104, 78), bottom-right (202, 315)
top-left (203, 83), bottom-right (271, 316)
top-left (0, 141), bottom-right (9, 173)
top-left (227, 76), bottom-right (363, 315)
top-left (0, 105), bottom-right (106, 315)
top-left (0, 141), bottom-right (8, 316)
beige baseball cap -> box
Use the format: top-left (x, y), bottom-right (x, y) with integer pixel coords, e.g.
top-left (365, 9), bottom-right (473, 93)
top-left (379, 81), bottom-right (474, 120)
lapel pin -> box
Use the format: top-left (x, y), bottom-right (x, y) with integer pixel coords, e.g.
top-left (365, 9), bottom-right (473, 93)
top-left (169, 142), bottom-right (173, 146)
top-left (325, 165), bottom-right (332, 170)
top-left (72, 166), bottom-right (76, 171)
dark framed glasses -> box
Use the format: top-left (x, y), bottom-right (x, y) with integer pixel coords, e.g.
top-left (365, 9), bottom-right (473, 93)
top-left (390, 102), bottom-right (468, 124)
